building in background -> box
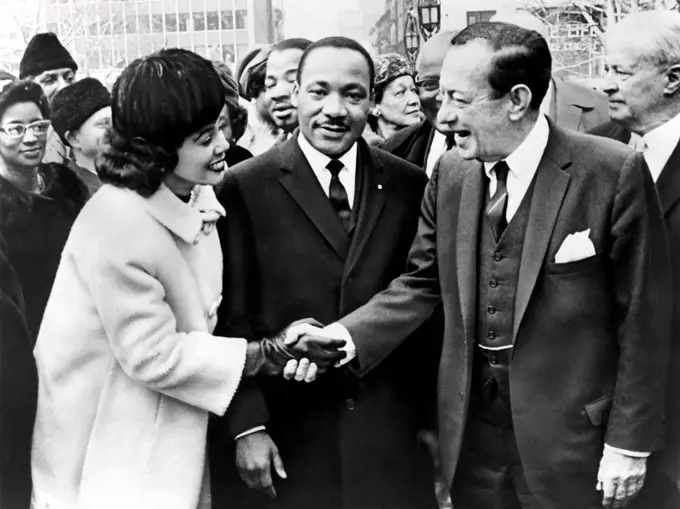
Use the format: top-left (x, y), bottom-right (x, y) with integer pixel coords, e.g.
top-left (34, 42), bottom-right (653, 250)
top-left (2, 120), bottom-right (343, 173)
top-left (22, 0), bottom-right (281, 78)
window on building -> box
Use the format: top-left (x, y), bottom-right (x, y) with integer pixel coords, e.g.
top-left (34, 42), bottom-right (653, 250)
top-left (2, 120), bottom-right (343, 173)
top-left (138, 14), bottom-right (151, 34)
top-left (126, 16), bottom-right (138, 34)
top-left (221, 11), bottom-right (233, 30)
top-left (152, 14), bottom-right (164, 33)
top-left (165, 13), bottom-right (177, 32)
top-left (47, 22), bottom-right (59, 34)
top-left (236, 10), bottom-right (247, 29)
top-left (466, 10), bottom-right (496, 26)
top-left (207, 11), bottom-right (219, 31)
top-left (88, 21), bottom-right (99, 37)
top-left (178, 13), bottom-right (190, 32)
top-left (192, 12), bottom-right (205, 31)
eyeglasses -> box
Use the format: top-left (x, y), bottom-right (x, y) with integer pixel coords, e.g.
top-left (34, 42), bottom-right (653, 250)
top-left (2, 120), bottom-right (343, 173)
top-left (415, 76), bottom-right (440, 93)
top-left (0, 120), bottom-right (52, 139)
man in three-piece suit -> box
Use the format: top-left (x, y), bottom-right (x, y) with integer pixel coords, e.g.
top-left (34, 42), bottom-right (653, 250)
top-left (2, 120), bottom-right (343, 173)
top-left (588, 11), bottom-right (680, 508)
top-left (210, 36), bottom-right (436, 509)
top-left (296, 22), bottom-right (673, 509)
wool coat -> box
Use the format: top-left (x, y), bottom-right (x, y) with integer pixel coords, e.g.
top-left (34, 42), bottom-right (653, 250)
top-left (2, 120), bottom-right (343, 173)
top-left (31, 183), bottom-right (248, 509)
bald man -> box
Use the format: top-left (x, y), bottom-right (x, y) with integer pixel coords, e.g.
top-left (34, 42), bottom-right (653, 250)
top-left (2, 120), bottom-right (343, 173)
top-left (491, 10), bottom-right (609, 132)
top-left (378, 30), bottom-right (458, 177)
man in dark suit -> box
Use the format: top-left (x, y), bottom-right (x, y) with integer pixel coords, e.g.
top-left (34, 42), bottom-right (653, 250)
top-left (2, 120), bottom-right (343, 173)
top-left (211, 36), bottom-right (436, 509)
top-left (295, 22), bottom-right (672, 509)
top-left (588, 11), bottom-right (680, 508)
top-left (377, 30), bottom-right (457, 175)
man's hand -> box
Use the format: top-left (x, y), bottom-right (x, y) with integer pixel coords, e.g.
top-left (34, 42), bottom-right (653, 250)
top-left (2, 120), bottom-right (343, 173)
top-left (235, 431), bottom-right (286, 499)
top-left (597, 448), bottom-right (647, 508)
top-left (285, 330), bottom-right (347, 366)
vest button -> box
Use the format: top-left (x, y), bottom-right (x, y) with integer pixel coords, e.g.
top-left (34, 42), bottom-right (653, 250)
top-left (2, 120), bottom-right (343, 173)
top-left (487, 330), bottom-right (496, 340)
top-left (346, 398), bottom-right (356, 411)
top-left (490, 279), bottom-right (499, 288)
top-left (490, 355), bottom-right (498, 365)
top-left (487, 306), bottom-right (496, 314)
top-left (494, 252), bottom-right (503, 261)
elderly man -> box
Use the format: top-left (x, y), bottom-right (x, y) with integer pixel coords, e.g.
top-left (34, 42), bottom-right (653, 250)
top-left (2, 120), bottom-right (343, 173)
top-left (19, 32), bottom-right (78, 164)
top-left (294, 21), bottom-right (672, 509)
top-left (378, 30), bottom-right (457, 176)
top-left (588, 10), bottom-right (680, 508)
top-left (491, 10), bottom-right (609, 132)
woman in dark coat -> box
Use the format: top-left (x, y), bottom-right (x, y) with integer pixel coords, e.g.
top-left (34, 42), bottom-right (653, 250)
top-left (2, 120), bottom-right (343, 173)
top-left (0, 80), bottom-right (87, 342)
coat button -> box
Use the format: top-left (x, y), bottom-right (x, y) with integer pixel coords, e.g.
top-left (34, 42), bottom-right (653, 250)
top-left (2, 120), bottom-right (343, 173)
top-left (487, 330), bottom-right (496, 340)
top-left (487, 306), bottom-right (496, 315)
top-left (490, 279), bottom-right (499, 288)
top-left (494, 252), bottom-right (503, 261)
top-left (346, 399), bottom-right (356, 411)
top-left (490, 355), bottom-right (498, 365)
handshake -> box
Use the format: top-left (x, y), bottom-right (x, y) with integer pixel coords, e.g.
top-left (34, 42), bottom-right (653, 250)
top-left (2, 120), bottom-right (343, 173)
top-left (245, 319), bottom-right (347, 378)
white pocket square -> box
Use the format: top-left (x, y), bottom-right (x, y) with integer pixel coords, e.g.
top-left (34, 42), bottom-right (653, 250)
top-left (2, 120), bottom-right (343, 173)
top-left (554, 229), bottom-right (596, 264)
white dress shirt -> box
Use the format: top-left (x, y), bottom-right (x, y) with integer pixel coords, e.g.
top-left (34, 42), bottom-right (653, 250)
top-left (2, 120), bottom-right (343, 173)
top-left (425, 130), bottom-right (449, 179)
top-left (642, 111), bottom-right (680, 183)
top-left (297, 133), bottom-right (358, 206)
top-left (539, 79), bottom-right (555, 118)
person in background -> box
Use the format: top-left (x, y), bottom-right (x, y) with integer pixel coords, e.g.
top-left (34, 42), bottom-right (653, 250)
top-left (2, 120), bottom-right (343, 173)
top-left (19, 32), bottom-right (78, 165)
top-left (50, 77), bottom-right (111, 198)
top-left (0, 80), bottom-right (87, 341)
top-left (364, 53), bottom-right (423, 146)
top-left (377, 31), bottom-right (457, 177)
top-left (212, 61), bottom-right (253, 167)
top-left (589, 10), bottom-right (680, 509)
top-left (491, 10), bottom-right (609, 132)
top-left (30, 48), bottom-right (345, 509)
top-left (236, 46), bottom-right (283, 155)
top-left (264, 38), bottom-right (313, 139)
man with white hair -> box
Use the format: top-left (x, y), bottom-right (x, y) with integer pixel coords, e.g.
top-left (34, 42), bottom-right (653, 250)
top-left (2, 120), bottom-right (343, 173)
top-left (491, 10), bottom-right (609, 132)
top-left (590, 10), bottom-right (680, 508)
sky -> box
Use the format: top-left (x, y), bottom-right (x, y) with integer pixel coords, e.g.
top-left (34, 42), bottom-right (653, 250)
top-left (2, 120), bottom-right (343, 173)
top-left (281, 0), bottom-right (362, 40)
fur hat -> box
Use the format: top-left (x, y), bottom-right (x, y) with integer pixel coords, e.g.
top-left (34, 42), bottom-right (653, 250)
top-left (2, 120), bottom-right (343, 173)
top-left (373, 53), bottom-right (413, 91)
top-left (19, 32), bottom-right (78, 79)
top-left (50, 77), bottom-right (110, 145)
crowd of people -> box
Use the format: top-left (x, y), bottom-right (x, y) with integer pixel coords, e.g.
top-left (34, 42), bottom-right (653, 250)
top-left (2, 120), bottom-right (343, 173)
top-left (1, 6), bottom-right (679, 509)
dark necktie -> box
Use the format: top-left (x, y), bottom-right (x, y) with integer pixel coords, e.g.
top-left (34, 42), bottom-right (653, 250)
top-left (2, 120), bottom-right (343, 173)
top-left (445, 136), bottom-right (455, 150)
top-left (327, 159), bottom-right (351, 231)
top-left (486, 161), bottom-right (509, 240)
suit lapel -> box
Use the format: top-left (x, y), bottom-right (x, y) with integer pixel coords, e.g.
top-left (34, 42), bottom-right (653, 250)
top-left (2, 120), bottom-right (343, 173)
top-left (456, 160), bottom-right (485, 345)
top-left (344, 142), bottom-right (388, 275)
top-left (656, 140), bottom-right (680, 216)
top-left (278, 139), bottom-right (350, 259)
top-left (512, 124), bottom-right (572, 342)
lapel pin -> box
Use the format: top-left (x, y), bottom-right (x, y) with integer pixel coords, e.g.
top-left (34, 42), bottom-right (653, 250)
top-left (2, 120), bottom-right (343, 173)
top-left (377, 184), bottom-right (383, 190)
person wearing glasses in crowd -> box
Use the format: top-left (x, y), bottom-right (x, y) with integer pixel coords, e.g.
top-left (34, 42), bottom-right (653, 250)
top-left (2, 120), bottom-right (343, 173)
top-left (19, 32), bottom-right (79, 165)
top-left (50, 77), bottom-right (112, 198)
top-left (363, 53), bottom-right (423, 146)
top-left (29, 48), bottom-right (345, 509)
top-left (377, 30), bottom-right (458, 178)
top-left (0, 80), bottom-right (87, 343)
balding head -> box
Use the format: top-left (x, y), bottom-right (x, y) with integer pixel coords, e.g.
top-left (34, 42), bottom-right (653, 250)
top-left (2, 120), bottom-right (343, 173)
top-left (490, 10), bottom-right (549, 42)
top-left (415, 30), bottom-right (459, 126)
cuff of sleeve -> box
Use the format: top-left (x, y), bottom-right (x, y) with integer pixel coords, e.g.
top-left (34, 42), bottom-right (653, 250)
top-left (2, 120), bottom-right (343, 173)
top-left (235, 425), bottom-right (266, 440)
top-left (322, 323), bottom-right (356, 367)
top-left (604, 444), bottom-right (650, 458)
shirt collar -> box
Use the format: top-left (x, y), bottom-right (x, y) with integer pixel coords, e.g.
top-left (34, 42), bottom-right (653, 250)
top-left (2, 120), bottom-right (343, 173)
top-left (642, 111), bottom-right (680, 179)
top-left (483, 114), bottom-right (551, 180)
top-left (297, 132), bottom-right (358, 175)
top-left (142, 184), bottom-right (225, 245)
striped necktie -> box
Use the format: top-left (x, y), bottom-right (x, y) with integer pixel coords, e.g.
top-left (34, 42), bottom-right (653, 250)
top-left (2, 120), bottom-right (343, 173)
top-left (486, 161), bottom-right (509, 240)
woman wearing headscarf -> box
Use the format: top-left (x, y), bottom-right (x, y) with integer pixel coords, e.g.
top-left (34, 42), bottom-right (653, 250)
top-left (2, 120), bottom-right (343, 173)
top-left (30, 48), bottom-right (345, 509)
top-left (364, 53), bottom-right (424, 146)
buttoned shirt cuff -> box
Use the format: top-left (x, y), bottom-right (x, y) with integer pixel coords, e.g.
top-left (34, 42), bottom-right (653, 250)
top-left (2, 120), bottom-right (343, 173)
top-left (234, 425), bottom-right (266, 440)
top-left (604, 444), bottom-right (650, 458)
top-left (322, 323), bottom-right (356, 367)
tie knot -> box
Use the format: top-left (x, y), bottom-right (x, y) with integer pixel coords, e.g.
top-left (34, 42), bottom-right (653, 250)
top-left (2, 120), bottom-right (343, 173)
top-left (327, 159), bottom-right (344, 177)
top-left (493, 161), bottom-right (509, 183)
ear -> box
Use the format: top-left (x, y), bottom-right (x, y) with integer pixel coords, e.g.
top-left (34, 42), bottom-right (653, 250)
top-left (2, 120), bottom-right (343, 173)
top-left (291, 81), bottom-right (300, 107)
top-left (65, 129), bottom-right (80, 149)
top-left (664, 64), bottom-right (680, 96)
top-left (507, 84), bottom-right (533, 121)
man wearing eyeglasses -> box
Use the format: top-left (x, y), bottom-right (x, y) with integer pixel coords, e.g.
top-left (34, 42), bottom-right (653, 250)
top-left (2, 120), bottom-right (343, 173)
top-left (378, 30), bottom-right (458, 178)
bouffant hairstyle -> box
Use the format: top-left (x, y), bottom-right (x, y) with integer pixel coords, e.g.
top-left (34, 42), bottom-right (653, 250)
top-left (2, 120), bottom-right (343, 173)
top-left (98, 48), bottom-right (225, 197)
top-left (0, 80), bottom-right (50, 123)
top-left (212, 61), bottom-right (248, 143)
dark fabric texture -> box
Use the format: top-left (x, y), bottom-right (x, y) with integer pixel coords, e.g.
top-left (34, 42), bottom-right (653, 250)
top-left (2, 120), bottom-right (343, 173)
top-left (19, 32), bottom-right (77, 79)
top-left (588, 120), bottom-right (632, 145)
top-left (68, 160), bottom-right (102, 198)
top-left (50, 77), bottom-right (110, 145)
top-left (338, 121), bottom-right (673, 509)
top-left (376, 120), bottom-right (434, 169)
top-left (0, 163), bottom-right (86, 340)
top-left (211, 135), bottom-right (438, 509)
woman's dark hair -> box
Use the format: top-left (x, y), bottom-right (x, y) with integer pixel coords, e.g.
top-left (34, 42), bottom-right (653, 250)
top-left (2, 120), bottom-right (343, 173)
top-left (98, 48), bottom-right (226, 197)
top-left (0, 80), bottom-right (50, 122)
top-left (212, 61), bottom-right (249, 143)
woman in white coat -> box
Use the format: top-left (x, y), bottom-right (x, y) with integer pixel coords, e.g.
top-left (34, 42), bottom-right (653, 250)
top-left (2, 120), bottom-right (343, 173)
top-left (30, 49), bottom-right (346, 509)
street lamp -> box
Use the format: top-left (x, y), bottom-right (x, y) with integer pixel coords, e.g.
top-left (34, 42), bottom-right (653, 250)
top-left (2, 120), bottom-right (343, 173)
top-left (403, 8), bottom-right (420, 66)
top-left (418, 0), bottom-right (441, 40)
